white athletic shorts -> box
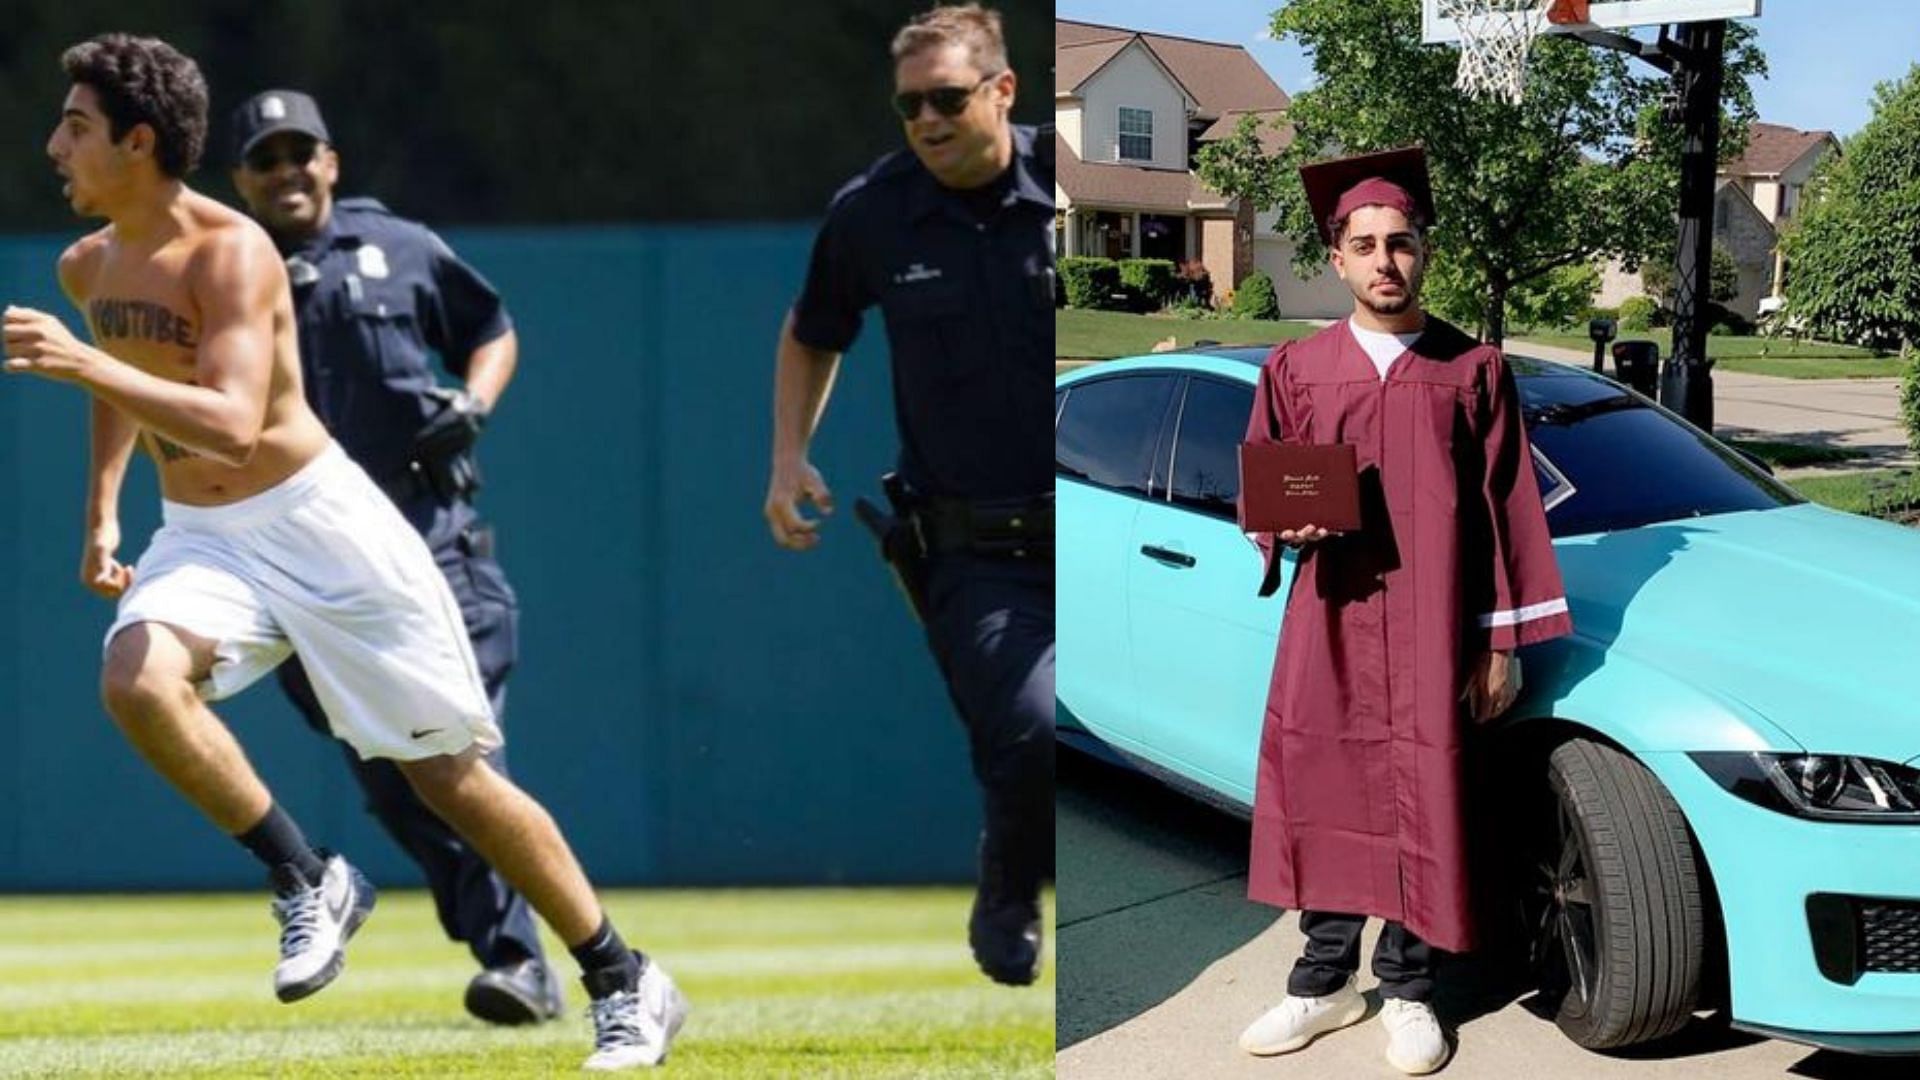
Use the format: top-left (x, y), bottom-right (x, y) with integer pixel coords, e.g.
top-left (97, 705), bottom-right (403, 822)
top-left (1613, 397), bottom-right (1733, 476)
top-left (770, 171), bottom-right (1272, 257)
top-left (103, 442), bottom-right (503, 762)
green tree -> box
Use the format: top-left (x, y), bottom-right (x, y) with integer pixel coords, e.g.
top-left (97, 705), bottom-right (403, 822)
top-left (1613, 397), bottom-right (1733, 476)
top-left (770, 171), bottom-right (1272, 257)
top-left (1196, 0), bottom-right (1763, 344)
top-left (1780, 65), bottom-right (1920, 353)
top-left (1642, 245), bottom-right (1741, 308)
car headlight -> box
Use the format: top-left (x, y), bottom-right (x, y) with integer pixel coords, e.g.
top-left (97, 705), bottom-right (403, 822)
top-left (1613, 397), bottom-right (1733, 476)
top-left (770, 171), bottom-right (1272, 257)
top-left (1689, 752), bottom-right (1920, 823)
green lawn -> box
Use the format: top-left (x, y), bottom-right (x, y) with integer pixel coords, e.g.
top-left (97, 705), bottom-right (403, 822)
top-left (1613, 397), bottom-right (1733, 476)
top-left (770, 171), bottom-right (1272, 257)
top-left (1512, 331), bottom-right (1899, 377)
top-left (1056, 308), bottom-right (1318, 360)
top-left (1788, 468), bottom-right (1920, 517)
top-left (0, 887), bottom-right (1055, 1078)
top-left (1720, 438), bottom-right (1868, 470)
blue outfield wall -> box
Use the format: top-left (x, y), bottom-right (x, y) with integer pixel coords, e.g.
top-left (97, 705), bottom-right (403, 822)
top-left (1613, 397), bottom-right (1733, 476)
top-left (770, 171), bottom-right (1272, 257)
top-left (0, 223), bottom-right (981, 890)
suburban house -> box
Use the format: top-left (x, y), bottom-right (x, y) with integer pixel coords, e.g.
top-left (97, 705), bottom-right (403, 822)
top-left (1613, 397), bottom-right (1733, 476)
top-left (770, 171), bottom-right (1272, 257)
top-left (1598, 122), bottom-right (1840, 319)
top-left (1054, 18), bottom-right (1351, 317)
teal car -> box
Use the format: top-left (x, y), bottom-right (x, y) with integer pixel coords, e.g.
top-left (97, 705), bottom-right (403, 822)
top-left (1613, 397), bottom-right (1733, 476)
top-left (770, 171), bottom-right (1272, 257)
top-left (1057, 346), bottom-right (1920, 1055)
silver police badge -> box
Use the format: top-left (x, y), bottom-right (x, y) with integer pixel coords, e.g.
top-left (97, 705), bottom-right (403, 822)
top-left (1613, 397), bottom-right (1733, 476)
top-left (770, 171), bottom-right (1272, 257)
top-left (356, 244), bottom-right (391, 280)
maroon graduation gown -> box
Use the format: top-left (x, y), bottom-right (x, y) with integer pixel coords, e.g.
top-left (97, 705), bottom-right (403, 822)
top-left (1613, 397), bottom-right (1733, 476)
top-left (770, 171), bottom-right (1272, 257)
top-left (1242, 317), bottom-right (1572, 952)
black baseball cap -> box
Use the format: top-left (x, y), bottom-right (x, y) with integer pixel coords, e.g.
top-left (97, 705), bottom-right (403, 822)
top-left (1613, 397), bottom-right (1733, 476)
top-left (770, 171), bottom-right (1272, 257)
top-left (230, 90), bottom-right (330, 164)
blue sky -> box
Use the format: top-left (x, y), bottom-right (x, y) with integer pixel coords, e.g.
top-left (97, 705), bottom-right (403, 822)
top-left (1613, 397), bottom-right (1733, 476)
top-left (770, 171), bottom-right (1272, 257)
top-left (1055, 1), bottom-right (1920, 138)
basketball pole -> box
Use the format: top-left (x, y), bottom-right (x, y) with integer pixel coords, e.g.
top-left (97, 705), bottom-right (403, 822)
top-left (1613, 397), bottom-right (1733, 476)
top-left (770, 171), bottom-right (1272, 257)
top-left (1660, 18), bottom-right (1727, 432)
top-left (1568, 17), bottom-right (1727, 431)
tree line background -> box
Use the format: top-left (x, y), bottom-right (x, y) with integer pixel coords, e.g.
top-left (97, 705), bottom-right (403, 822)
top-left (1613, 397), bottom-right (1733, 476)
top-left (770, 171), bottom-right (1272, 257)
top-left (0, 0), bottom-right (1051, 229)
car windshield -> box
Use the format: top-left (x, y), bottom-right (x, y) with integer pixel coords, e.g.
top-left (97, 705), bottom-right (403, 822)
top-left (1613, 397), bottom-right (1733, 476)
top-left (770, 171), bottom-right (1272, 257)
top-left (1512, 358), bottom-right (1802, 536)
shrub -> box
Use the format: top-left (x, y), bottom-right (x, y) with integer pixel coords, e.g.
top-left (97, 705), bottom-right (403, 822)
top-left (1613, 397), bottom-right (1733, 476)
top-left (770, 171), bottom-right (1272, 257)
top-left (1176, 258), bottom-right (1214, 305)
top-left (1118, 259), bottom-right (1179, 310)
top-left (1232, 269), bottom-right (1280, 320)
top-left (1618, 295), bottom-right (1659, 332)
top-left (1642, 245), bottom-right (1741, 308)
top-left (1903, 351), bottom-right (1920, 454)
top-left (1059, 256), bottom-right (1122, 309)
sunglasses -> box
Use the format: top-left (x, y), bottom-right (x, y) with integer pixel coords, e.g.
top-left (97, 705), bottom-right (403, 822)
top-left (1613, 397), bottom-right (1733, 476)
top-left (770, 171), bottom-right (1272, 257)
top-left (244, 139), bottom-right (319, 172)
top-left (891, 74), bottom-right (999, 121)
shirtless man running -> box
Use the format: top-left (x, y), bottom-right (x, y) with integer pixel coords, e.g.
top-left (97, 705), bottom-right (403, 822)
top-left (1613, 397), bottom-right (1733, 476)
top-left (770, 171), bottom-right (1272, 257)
top-left (3, 34), bottom-right (685, 1071)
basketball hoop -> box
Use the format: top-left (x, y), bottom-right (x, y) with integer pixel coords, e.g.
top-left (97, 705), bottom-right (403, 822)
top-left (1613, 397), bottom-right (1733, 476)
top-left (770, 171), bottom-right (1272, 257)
top-left (1440, 0), bottom-right (1591, 105)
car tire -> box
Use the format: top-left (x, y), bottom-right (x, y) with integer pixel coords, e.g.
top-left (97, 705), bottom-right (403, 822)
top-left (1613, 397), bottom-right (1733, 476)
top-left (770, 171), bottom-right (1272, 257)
top-left (1534, 738), bottom-right (1705, 1049)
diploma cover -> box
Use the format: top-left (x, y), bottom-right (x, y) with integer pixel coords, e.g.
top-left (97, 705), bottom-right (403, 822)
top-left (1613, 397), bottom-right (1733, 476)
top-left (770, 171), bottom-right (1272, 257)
top-left (1238, 442), bottom-right (1362, 533)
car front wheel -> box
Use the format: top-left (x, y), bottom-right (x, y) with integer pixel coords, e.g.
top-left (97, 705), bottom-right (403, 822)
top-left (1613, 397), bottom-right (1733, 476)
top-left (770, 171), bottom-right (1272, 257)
top-left (1528, 738), bottom-right (1706, 1049)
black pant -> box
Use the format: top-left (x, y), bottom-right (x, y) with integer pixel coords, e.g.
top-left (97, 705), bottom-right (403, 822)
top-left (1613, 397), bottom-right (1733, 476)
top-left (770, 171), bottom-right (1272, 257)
top-left (1289, 911), bottom-right (1439, 1002)
top-left (277, 500), bottom-right (543, 971)
top-left (921, 555), bottom-right (1054, 894)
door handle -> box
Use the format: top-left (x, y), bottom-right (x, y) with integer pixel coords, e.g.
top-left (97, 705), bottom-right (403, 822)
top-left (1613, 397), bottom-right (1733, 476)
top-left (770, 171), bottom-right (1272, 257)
top-left (1140, 544), bottom-right (1196, 568)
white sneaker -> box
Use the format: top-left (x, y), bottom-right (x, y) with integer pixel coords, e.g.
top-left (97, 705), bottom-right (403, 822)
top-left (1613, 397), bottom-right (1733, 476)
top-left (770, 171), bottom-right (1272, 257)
top-left (270, 853), bottom-right (376, 1002)
top-left (1238, 974), bottom-right (1367, 1056)
top-left (583, 961), bottom-right (690, 1070)
top-left (1380, 998), bottom-right (1451, 1075)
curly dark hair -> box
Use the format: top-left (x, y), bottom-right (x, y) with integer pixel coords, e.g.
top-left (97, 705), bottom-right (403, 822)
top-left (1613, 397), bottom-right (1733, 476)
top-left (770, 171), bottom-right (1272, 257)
top-left (61, 34), bottom-right (208, 178)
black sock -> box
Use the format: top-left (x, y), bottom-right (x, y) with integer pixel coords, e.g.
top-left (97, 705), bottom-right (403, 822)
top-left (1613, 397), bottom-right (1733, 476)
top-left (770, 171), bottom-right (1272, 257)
top-left (571, 917), bottom-right (646, 994)
top-left (235, 803), bottom-right (326, 885)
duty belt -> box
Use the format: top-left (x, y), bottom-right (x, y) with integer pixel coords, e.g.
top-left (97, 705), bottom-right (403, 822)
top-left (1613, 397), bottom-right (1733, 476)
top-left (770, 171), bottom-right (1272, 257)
top-left (378, 451), bottom-right (480, 506)
top-left (911, 493), bottom-right (1054, 560)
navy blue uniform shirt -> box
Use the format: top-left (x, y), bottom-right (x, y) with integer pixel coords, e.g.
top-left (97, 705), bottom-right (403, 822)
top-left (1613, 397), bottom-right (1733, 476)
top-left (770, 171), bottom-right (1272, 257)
top-left (791, 124), bottom-right (1053, 500)
top-left (277, 197), bottom-right (512, 486)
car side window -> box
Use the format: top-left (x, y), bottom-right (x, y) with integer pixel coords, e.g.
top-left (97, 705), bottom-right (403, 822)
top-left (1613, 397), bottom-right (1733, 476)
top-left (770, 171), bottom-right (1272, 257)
top-left (1167, 377), bottom-right (1254, 521)
top-left (1056, 374), bottom-right (1175, 496)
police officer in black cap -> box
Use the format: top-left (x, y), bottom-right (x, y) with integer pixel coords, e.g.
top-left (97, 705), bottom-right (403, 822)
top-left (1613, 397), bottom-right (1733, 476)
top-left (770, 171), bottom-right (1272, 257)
top-left (228, 89), bottom-right (563, 1024)
top-left (764, 3), bottom-right (1053, 986)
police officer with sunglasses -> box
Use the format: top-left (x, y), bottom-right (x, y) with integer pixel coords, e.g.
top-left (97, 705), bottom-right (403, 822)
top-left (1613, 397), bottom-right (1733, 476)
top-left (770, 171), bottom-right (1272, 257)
top-left (764, 3), bottom-right (1054, 986)
top-left (227, 90), bottom-right (566, 1025)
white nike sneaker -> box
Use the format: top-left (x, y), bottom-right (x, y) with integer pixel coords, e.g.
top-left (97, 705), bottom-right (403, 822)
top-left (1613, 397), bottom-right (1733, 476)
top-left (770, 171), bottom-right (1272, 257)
top-left (1238, 974), bottom-right (1368, 1055)
top-left (583, 960), bottom-right (690, 1070)
top-left (1380, 997), bottom-right (1451, 1075)
top-left (270, 852), bottom-right (376, 1002)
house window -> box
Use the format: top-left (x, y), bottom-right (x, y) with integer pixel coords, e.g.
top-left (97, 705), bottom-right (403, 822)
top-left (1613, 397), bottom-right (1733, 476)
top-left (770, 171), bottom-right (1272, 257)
top-left (1118, 107), bottom-right (1152, 162)
top-left (1781, 184), bottom-right (1799, 219)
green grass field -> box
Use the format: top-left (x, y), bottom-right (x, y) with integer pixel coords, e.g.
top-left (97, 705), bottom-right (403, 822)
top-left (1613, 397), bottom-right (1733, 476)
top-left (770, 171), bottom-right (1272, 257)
top-left (1512, 331), bottom-right (1898, 377)
top-left (1056, 308), bottom-right (1318, 360)
top-left (0, 887), bottom-right (1055, 1078)
top-left (1788, 467), bottom-right (1920, 516)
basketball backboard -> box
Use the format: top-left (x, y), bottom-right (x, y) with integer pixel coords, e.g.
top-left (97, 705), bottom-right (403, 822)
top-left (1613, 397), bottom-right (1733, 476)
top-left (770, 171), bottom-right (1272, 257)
top-left (1422, 0), bottom-right (1761, 45)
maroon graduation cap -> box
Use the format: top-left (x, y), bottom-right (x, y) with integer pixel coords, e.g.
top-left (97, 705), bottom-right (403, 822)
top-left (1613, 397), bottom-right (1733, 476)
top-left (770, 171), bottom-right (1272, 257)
top-left (1299, 145), bottom-right (1437, 247)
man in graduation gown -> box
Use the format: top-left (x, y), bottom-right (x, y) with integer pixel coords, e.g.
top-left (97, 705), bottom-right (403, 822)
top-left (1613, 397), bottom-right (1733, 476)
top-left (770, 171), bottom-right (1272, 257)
top-left (1234, 146), bottom-right (1572, 1076)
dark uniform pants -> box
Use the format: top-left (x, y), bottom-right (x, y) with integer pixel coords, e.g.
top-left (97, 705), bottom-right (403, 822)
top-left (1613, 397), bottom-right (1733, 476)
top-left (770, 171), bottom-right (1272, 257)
top-left (278, 501), bottom-right (543, 970)
top-left (1289, 911), bottom-right (1439, 1001)
top-left (921, 554), bottom-right (1054, 894)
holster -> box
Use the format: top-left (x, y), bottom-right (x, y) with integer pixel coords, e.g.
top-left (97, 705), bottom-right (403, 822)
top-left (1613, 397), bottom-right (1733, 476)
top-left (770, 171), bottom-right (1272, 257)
top-left (408, 387), bottom-right (487, 503)
top-left (420, 450), bottom-right (482, 503)
top-left (854, 473), bottom-right (932, 624)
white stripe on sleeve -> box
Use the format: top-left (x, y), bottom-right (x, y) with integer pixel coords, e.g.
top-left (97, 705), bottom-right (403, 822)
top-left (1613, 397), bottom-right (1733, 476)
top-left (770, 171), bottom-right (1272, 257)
top-left (1478, 597), bottom-right (1570, 629)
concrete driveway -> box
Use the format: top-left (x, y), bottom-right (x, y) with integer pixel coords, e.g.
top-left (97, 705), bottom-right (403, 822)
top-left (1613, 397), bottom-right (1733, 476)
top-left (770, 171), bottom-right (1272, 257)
top-left (1056, 748), bottom-right (1915, 1080)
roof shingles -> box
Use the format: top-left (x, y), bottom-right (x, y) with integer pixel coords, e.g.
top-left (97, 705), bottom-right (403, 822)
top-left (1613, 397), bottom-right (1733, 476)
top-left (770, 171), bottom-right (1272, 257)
top-left (1722, 122), bottom-right (1836, 178)
top-left (1055, 19), bottom-right (1288, 120)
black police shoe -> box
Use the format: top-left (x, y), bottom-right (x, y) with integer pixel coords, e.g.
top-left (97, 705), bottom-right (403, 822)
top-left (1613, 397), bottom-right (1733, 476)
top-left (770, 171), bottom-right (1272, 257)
top-left (969, 834), bottom-right (1044, 986)
top-left (465, 957), bottom-right (566, 1025)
